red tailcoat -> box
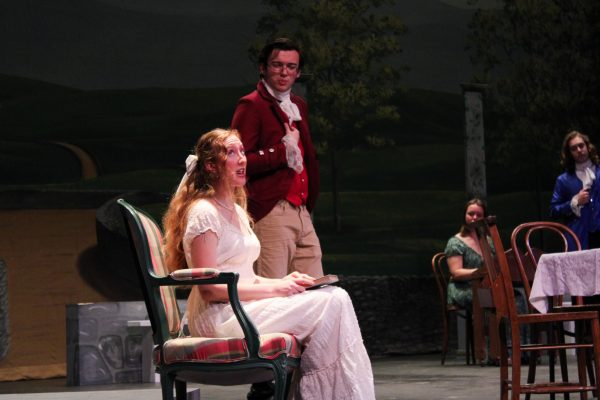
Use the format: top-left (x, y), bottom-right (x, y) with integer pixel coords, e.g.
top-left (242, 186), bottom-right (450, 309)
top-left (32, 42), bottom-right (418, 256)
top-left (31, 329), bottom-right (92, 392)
top-left (231, 82), bottom-right (320, 221)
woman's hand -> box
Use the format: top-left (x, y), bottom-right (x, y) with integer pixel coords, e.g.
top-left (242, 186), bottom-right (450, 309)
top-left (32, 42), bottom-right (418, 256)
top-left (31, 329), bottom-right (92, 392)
top-left (472, 267), bottom-right (488, 279)
top-left (448, 255), bottom-right (487, 281)
top-left (283, 271), bottom-right (316, 287)
top-left (271, 279), bottom-right (307, 297)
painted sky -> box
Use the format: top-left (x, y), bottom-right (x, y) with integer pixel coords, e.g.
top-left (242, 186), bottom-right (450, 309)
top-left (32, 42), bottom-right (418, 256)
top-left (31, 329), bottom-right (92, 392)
top-left (0, 0), bottom-right (501, 93)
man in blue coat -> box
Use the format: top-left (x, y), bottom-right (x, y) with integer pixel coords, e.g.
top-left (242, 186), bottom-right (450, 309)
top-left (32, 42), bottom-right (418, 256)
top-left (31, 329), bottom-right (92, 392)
top-left (550, 130), bottom-right (600, 249)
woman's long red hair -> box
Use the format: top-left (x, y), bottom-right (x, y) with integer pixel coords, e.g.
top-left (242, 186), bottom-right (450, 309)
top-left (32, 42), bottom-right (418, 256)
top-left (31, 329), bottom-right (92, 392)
top-left (162, 128), bottom-right (248, 273)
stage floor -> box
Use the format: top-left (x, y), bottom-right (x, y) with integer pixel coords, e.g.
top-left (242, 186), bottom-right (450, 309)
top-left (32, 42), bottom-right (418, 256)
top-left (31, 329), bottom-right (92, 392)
top-left (0, 354), bottom-right (543, 400)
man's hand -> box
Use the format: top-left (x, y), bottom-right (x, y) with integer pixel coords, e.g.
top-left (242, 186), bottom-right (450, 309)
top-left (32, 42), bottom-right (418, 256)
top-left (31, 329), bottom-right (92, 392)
top-left (577, 188), bottom-right (591, 205)
top-left (284, 122), bottom-right (300, 144)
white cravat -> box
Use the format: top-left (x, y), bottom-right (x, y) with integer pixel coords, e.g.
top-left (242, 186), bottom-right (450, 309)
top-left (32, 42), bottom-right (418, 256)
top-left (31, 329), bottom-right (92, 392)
top-left (571, 160), bottom-right (596, 216)
top-left (576, 160), bottom-right (596, 188)
top-left (262, 79), bottom-right (302, 123)
top-left (263, 80), bottom-right (303, 174)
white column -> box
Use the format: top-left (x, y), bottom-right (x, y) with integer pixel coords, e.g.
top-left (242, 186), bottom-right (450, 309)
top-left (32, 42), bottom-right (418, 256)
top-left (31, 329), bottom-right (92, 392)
top-left (461, 83), bottom-right (488, 199)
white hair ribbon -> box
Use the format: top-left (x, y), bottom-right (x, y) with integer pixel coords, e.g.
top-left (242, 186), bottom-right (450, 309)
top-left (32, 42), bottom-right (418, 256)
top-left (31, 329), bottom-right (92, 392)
top-left (176, 154), bottom-right (198, 193)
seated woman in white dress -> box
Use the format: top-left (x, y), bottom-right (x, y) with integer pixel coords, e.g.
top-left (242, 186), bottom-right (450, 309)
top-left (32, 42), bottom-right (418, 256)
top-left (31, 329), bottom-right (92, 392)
top-left (162, 128), bottom-right (375, 400)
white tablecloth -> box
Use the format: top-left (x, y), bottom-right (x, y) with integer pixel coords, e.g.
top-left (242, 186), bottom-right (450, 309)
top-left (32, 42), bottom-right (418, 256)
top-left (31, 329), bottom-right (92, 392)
top-left (529, 248), bottom-right (600, 313)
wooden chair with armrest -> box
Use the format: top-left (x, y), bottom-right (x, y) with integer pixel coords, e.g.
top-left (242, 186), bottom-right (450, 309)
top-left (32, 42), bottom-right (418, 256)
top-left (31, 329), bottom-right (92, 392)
top-left (117, 199), bottom-right (300, 400)
top-left (431, 252), bottom-right (475, 365)
top-left (473, 216), bottom-right (600, 400)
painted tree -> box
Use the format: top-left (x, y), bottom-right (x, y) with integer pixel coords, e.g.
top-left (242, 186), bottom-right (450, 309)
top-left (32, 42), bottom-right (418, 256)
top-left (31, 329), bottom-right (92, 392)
top-left (467, 0), bottom-right (600, 210)
top-left (252, 0), bottom-right (407, 231)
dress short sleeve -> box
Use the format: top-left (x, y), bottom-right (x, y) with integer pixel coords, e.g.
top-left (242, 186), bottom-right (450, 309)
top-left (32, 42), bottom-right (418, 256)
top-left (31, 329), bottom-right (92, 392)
top-left (444, 235), bottom-right (487, 269)
top-left (184, 199), bottom-right (222, 244)
top-left (444, 236), bottom-right (465, 258)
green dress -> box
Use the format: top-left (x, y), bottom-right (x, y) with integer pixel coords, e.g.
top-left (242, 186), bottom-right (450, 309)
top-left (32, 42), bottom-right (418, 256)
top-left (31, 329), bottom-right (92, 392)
top-left (445, 235), bottom-right (529, 352)
top-left (444, 236), bottom-right (486, 308)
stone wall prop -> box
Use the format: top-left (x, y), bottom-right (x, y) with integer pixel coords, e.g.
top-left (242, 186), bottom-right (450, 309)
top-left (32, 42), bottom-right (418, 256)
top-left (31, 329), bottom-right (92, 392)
top-left (337, 275), bottom-right (453, 357)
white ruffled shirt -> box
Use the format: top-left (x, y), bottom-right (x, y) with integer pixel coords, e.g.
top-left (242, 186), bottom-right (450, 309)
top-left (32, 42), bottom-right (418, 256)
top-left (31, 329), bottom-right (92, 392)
top-left (262, 80), bottom-right (304, 173)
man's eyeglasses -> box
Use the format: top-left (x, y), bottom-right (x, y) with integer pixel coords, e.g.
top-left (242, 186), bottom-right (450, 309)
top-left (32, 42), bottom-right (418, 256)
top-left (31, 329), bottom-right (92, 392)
top-left (268, 62), bottom-right (298, 73)
top-left (569, 142), bottom-right (586, 152)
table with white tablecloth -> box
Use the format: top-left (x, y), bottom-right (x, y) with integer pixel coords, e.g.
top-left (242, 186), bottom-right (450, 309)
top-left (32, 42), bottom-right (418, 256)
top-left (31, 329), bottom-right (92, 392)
top-left (529, 248), bottom-right (600, 313)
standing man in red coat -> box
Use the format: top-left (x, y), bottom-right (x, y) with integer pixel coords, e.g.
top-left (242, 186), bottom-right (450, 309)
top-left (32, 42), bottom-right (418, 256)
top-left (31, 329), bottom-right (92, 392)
top-left (231, 38), bottom-right (323, 280)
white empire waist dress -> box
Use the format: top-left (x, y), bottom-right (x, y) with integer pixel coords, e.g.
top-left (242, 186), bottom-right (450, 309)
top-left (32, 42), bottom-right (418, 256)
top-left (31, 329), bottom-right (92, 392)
top-left (182, 199), bottom-right (375, 400)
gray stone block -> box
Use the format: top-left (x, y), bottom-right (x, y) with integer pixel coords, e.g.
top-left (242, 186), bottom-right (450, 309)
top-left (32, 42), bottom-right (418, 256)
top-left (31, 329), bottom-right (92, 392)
top-left (66, 301), bottom-right (151, 386)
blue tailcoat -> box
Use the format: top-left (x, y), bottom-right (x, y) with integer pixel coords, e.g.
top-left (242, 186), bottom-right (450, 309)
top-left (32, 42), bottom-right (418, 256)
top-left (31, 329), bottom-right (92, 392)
top-left (550, 165), bottom-right (600, 250)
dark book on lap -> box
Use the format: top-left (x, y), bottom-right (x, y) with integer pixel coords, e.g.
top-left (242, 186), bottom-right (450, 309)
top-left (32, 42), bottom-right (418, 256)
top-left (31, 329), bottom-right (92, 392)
top-left (306, 274), bottom-right (339, 290)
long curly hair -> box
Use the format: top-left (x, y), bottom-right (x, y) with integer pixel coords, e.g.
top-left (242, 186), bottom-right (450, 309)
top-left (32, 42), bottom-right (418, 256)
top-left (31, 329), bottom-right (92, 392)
top-left (560, 130), bottom-right (599, 173)
top-left (162, 128), bottom-right (248, 273)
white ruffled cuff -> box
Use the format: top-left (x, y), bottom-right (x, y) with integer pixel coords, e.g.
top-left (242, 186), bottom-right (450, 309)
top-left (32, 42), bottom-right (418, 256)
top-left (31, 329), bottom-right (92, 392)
top-left (571, 195), bottom-right (582, 217)
top-left (281, 134), bottom-right (304, 174)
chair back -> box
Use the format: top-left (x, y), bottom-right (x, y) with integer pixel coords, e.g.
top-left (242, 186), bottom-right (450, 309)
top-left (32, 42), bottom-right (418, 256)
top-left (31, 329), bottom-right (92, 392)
top-left (431, 252), bottom-right (450, 309)
top-left (510, 221), bottom-right (581, 307)
top-left (471, 217), bottom-right (515, 321)
top-left (503, 248), bottom-right (537, 284)
top-left (118, 199), bottom-right (182, 346)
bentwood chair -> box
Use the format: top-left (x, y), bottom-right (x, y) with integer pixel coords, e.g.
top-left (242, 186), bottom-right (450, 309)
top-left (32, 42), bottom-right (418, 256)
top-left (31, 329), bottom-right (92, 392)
top-left (511, 221), bottom-right (581, 399)
top-left (510, 221), bottom-right (582, 308)
top-left (473, 216), bottom-right (600, 400)
top-left (431, 252), bottom-right (475, 365)
top-left (117, 199), bottom-right (300, 400)
top-left (512, 221), bottom-right (600, 398)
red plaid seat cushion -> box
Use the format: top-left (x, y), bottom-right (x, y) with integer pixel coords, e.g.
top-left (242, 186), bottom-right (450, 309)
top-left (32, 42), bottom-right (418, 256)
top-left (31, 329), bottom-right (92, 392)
top-left (155, 333), bottom-right (301, 365)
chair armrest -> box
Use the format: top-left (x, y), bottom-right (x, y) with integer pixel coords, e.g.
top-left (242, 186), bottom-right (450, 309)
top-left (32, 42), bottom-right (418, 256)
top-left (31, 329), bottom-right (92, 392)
top-left (170, 267), bottom-right (220, 281)
top-left (151, 271), bottom-right (262, 359)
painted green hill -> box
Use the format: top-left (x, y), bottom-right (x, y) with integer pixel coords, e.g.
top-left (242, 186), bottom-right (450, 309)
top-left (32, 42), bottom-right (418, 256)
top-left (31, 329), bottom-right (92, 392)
top-left (0, 74), bottom-right (551, 275)
top-left (1, 74), bottom-right (465, 189)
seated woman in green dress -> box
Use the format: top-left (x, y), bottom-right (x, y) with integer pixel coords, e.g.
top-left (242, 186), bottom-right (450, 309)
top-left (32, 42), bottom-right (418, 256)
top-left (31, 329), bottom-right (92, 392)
top-left (445, 198), bottom-right (489, 308)
top-left (446, 198), bottom-right (529, 364)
